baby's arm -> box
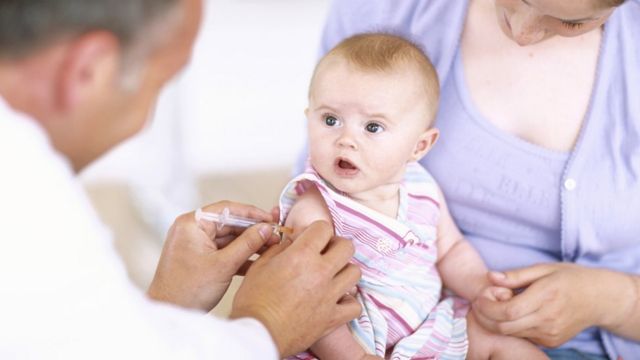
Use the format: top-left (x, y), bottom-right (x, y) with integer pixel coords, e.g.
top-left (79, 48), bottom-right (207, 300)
top-left (434, 188), bottom-right (490, 300)
top-left (435, 190), bottom-right (547, 359)
top-left (284, 185), bottom-right (332, 239)
top-left (285, 186), bottom-right (378, 360)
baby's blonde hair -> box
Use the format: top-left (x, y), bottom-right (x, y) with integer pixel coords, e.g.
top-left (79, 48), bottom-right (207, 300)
top-left (310, 33), bottom-right (440, 121)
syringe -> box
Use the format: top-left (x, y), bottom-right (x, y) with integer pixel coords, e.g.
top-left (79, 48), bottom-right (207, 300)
top-left (195, 207), bottom-right (293, 237)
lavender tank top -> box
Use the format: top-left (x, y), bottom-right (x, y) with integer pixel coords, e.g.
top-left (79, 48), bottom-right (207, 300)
top-left (299, 1), bottom-right (640, 358)
top-left (426, 49), bottom-right (570, 271)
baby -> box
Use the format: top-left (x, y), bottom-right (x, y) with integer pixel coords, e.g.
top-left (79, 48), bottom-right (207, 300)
top-left (278, 33), bottom-right (547, 359)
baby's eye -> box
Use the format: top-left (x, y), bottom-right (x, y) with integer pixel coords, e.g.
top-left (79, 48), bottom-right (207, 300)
top-left (365, 122), bottom-right (384, 133)
top-left (324, 115), bottom-right (339, 127)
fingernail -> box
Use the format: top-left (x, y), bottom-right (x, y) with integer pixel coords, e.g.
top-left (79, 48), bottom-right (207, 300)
top-left (258, 224), bottom-right (271, 240)
top-left (495, 288), bottom-right (510, 299)
top-left (490, 271), bottom-right (506, 280)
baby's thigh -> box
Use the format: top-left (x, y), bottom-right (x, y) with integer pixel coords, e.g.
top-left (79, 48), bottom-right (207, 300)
top-left (466, 312), bottom-right (548, 360)
top-left (466, 311), bottom-right (498, 360)
top-left (310, 325), bottom-right (367, 360)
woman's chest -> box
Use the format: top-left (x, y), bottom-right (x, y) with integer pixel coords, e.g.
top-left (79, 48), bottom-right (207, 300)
top-left (460, 6), bottom-right (602, 152)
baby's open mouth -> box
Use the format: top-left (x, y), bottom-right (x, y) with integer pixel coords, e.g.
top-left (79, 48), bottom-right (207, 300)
top-left (334, 158), bottom-right (359, 176)
top-left (337, 159), bottom-right (357, 170)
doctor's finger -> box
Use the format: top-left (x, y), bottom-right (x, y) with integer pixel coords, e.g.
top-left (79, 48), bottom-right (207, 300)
top-left (218, 224), bottom-right (271, 270)
top-left (236, 259), bottom-right (256, 276)
top-left (290, 220), bottom-right (334, 254)
top-left (201, 201), bottom-right (272, 221)
top-left (198, 201), bottom-right (273, 236)
top-left (322, 236), bottom-right (356, 275)
top-left (255, 236), bottom-right (291, 263)
top-left (215, 227), bottom-right (279, 248)
top-left (325, 294), bottom-right (362, 335)
top-left (213, 234), bottom-right (236, 249)
top-left (270, 206), bottom-right (281, 223)
top-left (329, 263), bottom-right (361, 300)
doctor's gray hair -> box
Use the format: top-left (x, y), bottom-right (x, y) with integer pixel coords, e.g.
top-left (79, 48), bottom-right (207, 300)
top-left (0, 0), bottom-right (179, 59)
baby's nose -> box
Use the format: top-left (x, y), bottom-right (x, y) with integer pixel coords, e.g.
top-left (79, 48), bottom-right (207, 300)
top-left (336, 131), bottom-right (358, 150)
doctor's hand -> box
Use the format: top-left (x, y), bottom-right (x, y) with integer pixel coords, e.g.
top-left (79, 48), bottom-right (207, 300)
top-left (148, 201), bottom-right (279, 312)
top-left (230, 221), bottom-right (362, 358)
top-left (472, 263), bottom-right (638, 347)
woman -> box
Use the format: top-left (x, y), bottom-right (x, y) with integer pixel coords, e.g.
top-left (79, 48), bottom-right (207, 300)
top-left (302, 0), bottom-right (640, 358)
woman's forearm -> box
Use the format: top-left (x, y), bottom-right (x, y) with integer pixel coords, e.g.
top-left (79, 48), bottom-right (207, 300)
top-left (600, 271), bottom-right (640, 341)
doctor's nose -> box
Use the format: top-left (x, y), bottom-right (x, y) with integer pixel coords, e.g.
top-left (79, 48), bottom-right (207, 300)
top-left (509, 11), bottom-right (546, 46)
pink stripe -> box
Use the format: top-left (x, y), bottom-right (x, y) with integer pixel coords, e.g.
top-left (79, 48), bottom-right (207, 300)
top-left (334, 201), bottom-right (407, 245)
top-left (430, 331), bottom-right (450, 344)
top-left (368, 295), bottom-right (413, 333)
top-left (341, 223), bottom-right (382, 248)
top-left (407, 193), bottom-right (440, 208)
top-left (294, 182), bottom-right (307, 196)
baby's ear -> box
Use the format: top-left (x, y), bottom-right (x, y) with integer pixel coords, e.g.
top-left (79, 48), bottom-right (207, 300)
top-left (411, 128), bottom-right (439, 161)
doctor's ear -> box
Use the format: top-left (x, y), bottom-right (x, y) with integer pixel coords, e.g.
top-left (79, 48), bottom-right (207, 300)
top-left (411, 127), bottom-right (439, 161)
top-left (55, 31), bottom-right (121, 112)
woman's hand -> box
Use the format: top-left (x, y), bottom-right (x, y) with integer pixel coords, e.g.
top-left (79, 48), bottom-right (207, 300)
top-left (147, 201), bottom-right (280, 312)
top-left (472, 263), bottom-right (638, 347)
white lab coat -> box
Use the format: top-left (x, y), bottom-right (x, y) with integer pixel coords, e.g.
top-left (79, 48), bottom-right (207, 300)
top-left (0, 96), bottom-right (278, 359)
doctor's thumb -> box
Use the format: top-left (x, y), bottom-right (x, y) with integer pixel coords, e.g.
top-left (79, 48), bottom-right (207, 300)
top-left (221, 224), bottom-right (273, 268)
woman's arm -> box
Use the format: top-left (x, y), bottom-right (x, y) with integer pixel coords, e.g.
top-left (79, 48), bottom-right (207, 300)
top-left (608, 272), bottom-right (640, 339)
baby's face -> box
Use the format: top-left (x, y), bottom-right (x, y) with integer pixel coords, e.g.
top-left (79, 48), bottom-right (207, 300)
top-left (306, 58), bottom-right (436, 198)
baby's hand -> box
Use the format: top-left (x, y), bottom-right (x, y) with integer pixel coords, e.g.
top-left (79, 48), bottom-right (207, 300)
top-left (476, 285), bottom-right (513, 302)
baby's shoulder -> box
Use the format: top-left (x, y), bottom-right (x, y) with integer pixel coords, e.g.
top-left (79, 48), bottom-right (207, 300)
top-left (280, 173), bottom-right (333, 237)
top-left (404, 162), bottom-right (442, 204)
top-left (290, 184), bottom-right (330, 214)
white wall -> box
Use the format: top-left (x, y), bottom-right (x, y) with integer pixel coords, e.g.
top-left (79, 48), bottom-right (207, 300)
top-left (82, 0), bottom-right (330, 184)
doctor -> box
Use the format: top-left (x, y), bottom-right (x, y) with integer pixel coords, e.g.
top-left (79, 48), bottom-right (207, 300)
top-left (0, 0), bottom-right (360, 358)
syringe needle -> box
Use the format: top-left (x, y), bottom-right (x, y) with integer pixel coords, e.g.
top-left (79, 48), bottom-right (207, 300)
top-left (195, 207), bottom-right (293, 236)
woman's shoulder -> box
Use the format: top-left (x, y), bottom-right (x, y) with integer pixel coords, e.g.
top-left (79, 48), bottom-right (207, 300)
top-left (323, 0), bottom-right (467, 38)
top-left (614, 1), bottom-right (640, 31)
top-left (598, 1), bottom-right (640, 85)
top-left (624, 0), bottom-right (640, 9)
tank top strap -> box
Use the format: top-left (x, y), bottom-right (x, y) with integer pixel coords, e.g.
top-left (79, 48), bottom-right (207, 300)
top-left (398, 162), bottom-right (441, 244)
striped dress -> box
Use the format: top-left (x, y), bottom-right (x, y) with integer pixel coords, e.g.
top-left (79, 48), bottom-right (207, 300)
top-left (279, 162), bottom-right (468, 359)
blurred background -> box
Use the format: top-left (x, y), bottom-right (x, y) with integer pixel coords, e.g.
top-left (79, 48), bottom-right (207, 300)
top-left (80, 0), bottom-right (330, 314)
